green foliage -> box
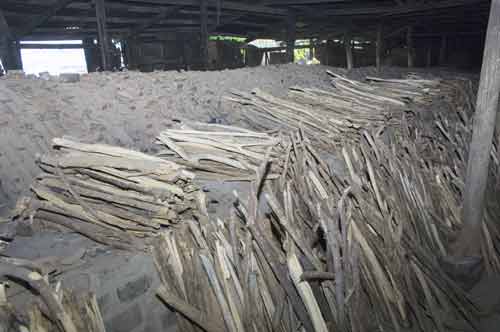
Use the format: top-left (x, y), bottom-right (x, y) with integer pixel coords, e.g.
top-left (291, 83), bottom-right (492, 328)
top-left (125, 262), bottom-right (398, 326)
top-left (294, 48), bottom-right (309, 62)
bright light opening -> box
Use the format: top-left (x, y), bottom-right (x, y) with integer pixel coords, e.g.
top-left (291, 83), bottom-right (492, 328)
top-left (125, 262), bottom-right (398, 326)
top-left (20, 40), bottom-right (87, 76)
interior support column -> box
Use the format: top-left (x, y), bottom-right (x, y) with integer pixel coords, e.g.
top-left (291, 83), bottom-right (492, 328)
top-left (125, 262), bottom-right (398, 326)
top-left (344, 31), bottom-right (353, 70)
top-left (439, 35), bottom-right (447, 66)
top-left (459, 0), bottom-right (500, 256)
top-left (376, 23), bottom-right (383, 72)
top-left (426, 43), bottom-right (432, 68)
top-left (200, 0), bottom-right (209, 69)
top-left (95, 0), bottom-right (110, 71)
top-left (286, 11), bottom-right (296, 63)
top-left (407, 26), bottom-right (414, 68)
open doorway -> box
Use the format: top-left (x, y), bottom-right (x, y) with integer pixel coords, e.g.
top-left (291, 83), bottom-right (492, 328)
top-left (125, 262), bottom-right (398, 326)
top-left (20, 40), bottom-right (87, 75)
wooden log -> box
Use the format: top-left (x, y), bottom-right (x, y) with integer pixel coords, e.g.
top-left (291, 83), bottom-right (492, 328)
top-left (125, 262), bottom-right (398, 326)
top-left (459, 0), bottom-right (500, 256)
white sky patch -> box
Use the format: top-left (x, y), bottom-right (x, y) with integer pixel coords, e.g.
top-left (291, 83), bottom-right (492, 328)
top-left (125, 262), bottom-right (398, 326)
top-left (21, 40), bottom-right (83, 45)
top-left (21, 48), bottom-right (87, 76)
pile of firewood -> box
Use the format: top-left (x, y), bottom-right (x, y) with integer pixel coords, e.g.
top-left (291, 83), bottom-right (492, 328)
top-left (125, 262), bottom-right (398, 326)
top-left (157, 122), bottom-right (286, 181)
top-left (153, 79), bottom-right (500, 332)
top-left (227, 72), bottom-right (441, 149)
top-left (18, 138), bottom-right (201, 250)
top-left (0, 256), bottom-right (106, 332)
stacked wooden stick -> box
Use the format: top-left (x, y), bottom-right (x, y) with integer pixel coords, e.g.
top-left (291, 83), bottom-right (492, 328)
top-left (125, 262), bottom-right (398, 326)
top-left (153, 78), bottom-right (500, 332)
top-left (227, 71), bottom-right (440, 149)
top-left (0, 256), bottom-right (106, 332)
top-left (21, 138), bottom-right (201, 250)
top-left (157, 122), bottom-right (286, 181)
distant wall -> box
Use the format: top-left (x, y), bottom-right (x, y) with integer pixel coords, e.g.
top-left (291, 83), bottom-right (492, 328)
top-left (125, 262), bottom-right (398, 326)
top-left (122, 33), bottom-right (244, 72)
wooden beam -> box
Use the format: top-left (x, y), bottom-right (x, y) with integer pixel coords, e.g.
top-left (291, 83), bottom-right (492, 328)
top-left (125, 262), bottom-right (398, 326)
top-left (125, 5), bottom-right (182, 38)
top-left (15, 0), bottom-right (73, 37)
top-left (200, 0), bottom-right (209, 69)
top-left (376, 23), bottom-right (383, 72)
top-left (19, 43), bottom-right (82, 49)
top-left (286, 11), bottom-right (296, 63)
top-left (406, 26), bottom-right (414, 67)
top-left (95, 0), bottom-right (110, 71)
top-left (344, 31), bottom-right (353, 70)
top-left (459, 0), bottom-right (500, 256)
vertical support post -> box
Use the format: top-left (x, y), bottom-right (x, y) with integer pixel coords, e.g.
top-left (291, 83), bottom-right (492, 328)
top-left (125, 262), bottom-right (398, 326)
top-left (459, 0), bottom-right (500, 255)
top-left (344, 31), bottom-right (353, 70)
top-left (309, 38), bottom-right (314, 61)
top-left (200, 0), bottom-right (209, 69)
top-left (376, 23), bottom-right (383, 72)
top-left (95, 0), bottom-right (110, 71)
top-left (0, 9), bottom-right (22, 72)
top-left (407, 26), bottom-right (414, 68)
top-left (83, 38), bottom-right (95, 72)
top-left (426, 43), bottom-right (432, 68)
top-left (439, 34), bottom-right (447, 66)
top-left (286, 11), bottom-right (296, 63)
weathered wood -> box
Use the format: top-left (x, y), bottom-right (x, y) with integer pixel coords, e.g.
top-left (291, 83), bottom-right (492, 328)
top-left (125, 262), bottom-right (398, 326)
top-left (344, 31), bottom-right (353, 70)
top-left (200, 0), bottom-right (209, 69)
top-left (376, 23), bottom-right (383, 72)
top-left (407, 26), bottom-right (414, 68)
top-left (459, 0), bottom-right (500, 255)
top-left (15, 0), bottom-right (73, 37)
top-left (95, 0), bottom-right (110, 71)
top-left (286, 11), bottom-right (296, 63)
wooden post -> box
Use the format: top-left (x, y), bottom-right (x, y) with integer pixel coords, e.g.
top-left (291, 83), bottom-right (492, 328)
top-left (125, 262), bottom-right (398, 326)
top-left (376, 23), bottom-right (383, 72)
top-left (200, 0), bottom-right (209, 69)
top-left (459, 0), bottom-right (500, 256)
top-left (426, 43), bottom-right (432, 68)
top-left (95, 0), bottom-right (110, 71)
top-left (407, 26), bottom-right (414, 68)
top-left (439, 35), bottom-right (447, 66)
top-left (344, 31), bottom-right (353, 70)
top-left (286, 11), bottom-right (296, 63)
top-left (309, 38), bottom-right (314, 61)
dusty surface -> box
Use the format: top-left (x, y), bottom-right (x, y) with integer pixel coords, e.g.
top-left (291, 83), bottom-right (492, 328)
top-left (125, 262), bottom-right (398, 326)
top-left (0, 64), bottom-right (342, 212)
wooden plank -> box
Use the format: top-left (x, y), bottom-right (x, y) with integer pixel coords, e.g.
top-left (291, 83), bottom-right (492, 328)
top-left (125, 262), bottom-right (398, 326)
top-left (15, 0), bottom-right (73, 37)
top-left (459, 0), bottom-right (500, 255)
top-left (200, 0), bottom-right (208, 69)
top-left (95, 0), bottom-right (110, 71)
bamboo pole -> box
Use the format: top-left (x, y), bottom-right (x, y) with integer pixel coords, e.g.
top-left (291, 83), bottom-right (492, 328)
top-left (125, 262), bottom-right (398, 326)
top-left (459, 0), bottom-right (500, 255)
